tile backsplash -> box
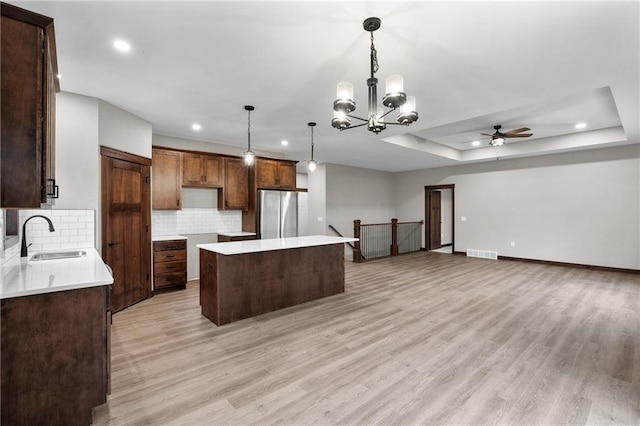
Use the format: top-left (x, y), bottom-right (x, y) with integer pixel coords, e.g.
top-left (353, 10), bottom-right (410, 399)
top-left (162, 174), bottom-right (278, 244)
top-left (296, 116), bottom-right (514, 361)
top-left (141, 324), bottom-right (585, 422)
top-left (152, 208), bottom-right (241, 236)
top-left (2, 209), bottom-right (95, 263)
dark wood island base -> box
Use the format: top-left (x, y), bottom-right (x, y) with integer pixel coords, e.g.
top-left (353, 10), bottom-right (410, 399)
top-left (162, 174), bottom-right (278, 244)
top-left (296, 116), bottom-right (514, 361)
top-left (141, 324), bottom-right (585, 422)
top-left (199, 240), bottom-right (350, 325)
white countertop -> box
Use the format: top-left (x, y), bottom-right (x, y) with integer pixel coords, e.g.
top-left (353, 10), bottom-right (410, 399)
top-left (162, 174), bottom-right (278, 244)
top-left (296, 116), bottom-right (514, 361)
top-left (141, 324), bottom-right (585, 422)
top-left (198, 235), bottom-right (358, 255)
top-left (1, 248), bottom-right (114, 300)
top-left (217, 232), bottom-right (257, 237)
top-left (152, 235), bottom-right (187, 242)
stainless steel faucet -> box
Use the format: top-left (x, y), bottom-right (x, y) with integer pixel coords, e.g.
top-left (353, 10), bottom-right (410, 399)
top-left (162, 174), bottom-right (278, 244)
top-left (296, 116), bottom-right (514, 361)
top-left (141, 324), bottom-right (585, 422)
top-left (21, 215), bottom-right (55, 257)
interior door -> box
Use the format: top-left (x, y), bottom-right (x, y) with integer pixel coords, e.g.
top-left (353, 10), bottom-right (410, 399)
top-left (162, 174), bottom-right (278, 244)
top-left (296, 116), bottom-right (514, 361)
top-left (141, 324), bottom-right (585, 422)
top-left (101, 147), bottom-right (151, 313)
top-left (429, 190), bottom-right (442, 250)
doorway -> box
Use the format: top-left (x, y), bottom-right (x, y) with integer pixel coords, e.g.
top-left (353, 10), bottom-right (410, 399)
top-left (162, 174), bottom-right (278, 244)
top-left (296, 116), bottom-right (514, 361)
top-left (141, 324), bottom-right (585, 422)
top-left (101, 146), bottom-right (152, 312)
top-left (425, 184), bottom-right (454, 253)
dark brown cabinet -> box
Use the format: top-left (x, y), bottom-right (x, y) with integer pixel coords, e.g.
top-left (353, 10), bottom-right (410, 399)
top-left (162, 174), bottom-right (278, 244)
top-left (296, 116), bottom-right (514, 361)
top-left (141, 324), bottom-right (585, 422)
top-left (153, 239), bottom-right (187, 290)
top-left (182, 153), bottom-right (221, 187)
top-left (1, 3), bottom-right (59, 207)
top-left (255, 158), bottom-right (297, 190)
top-left (217, 233), bottom-right (256, 242)
top-left (219, 157), bottom-right (249, 211)
top-left (1, 285), bottom-right (110, 425)
top-left (243, 157), bottom-right (299, 233)
top-left (152, 148), bottom-right (182, 210)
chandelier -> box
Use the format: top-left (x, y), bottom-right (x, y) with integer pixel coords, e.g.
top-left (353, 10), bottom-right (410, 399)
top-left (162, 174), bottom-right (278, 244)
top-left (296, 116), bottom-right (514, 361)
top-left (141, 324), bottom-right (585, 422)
top-left (332, 17), bottom-right (418, 134)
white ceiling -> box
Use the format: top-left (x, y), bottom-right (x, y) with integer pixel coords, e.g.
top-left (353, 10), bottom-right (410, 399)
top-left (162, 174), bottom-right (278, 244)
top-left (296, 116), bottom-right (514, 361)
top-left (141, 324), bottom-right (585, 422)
top-left (18, 1), bottom-right (640, 172)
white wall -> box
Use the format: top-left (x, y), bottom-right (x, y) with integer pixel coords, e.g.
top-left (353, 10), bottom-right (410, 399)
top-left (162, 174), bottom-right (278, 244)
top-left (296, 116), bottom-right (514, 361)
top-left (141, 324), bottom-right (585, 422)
top-left (55, 91), bottom-right (153, 253)
top-left (99, 100), bottom-right (152, 159)
top-left (55, 92), bottom-right (100, 210)
top-left (325, 163), bottom-right (396, 239)
top-left (395, 145), bottom-right (640, 270)
top-left (307, 164), bottom-right (327, 236)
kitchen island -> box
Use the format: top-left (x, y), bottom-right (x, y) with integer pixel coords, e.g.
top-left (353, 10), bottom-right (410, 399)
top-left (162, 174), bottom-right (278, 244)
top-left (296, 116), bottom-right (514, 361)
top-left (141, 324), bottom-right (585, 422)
top-left (198, 235), bottom-right (357, 325)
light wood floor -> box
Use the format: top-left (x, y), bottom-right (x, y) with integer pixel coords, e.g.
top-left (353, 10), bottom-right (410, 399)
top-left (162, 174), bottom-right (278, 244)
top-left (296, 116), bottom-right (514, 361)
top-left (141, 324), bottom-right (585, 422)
top-left (94, 252), bottom-right (640, 425)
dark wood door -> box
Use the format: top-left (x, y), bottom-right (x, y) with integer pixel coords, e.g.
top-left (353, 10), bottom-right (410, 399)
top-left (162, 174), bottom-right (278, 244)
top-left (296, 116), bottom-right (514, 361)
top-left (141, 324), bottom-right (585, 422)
top-left (202, 155), bottom-right (221, 186)
top-left (429, 190), bottom-right (442, 250)
top-left (256, 158), bottom-right (279, 188)
top-left (277, 162), bottom-right (297, 189)
top-left (151, 148), bottom-right (181, 210)
top-left (182, 153), bottom-right (203, 185)
top-left (1, 12), bottom-right (44, 207)
top-left (102, 147), bottom-right (151, 313)
top-left (222, 157), bottom-right (249, 210)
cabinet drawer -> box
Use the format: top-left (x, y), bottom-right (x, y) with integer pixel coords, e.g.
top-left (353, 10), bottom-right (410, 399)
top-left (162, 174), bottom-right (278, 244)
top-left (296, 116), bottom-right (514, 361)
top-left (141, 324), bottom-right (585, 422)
top-left (154, 272), bottom-right (187, 289)
top-left (153, 240), bottom-right (186, 252)
top-left (153, 249), bottom-right (186, 263)
top-left (154, 260), bottom-right (186, 274)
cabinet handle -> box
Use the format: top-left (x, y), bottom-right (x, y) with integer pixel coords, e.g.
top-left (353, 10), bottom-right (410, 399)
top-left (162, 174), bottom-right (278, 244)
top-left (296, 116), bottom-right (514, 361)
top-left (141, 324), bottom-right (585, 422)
top-left (203, 175), bottom-right (207, 182)
top-left (47, 178), bottom-right (59, 199)
top-left (177, 199), bottom-right (180, 206)
top-left (107, 241), bottom-right (120, 247)
top-left (165, 255), bottom-right (175, 259)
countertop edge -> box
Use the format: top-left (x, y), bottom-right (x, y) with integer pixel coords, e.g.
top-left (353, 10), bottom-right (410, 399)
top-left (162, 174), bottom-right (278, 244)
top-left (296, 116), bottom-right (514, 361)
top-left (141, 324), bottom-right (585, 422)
top-left (1, 278), bottom-right (113, 300)
top-left (198, 236), bottom-right (358, 256)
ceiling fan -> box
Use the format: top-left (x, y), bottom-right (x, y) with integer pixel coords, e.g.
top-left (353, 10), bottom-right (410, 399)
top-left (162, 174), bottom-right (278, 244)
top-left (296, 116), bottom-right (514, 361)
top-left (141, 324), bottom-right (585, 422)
top-left (481, 125), bottom-right (533, 146)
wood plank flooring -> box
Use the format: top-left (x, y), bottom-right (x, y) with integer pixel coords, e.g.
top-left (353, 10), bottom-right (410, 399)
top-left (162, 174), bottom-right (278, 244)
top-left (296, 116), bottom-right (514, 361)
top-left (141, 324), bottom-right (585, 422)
top-left (93, 252), bottom-right (640, 425)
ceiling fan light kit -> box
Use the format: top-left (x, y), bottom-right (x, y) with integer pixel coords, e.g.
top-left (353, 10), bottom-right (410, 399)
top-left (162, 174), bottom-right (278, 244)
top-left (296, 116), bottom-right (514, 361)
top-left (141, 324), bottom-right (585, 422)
top-left (483, 125), bottom-right (533, 147)
top-left (332, 17), bottom-right (418, 134)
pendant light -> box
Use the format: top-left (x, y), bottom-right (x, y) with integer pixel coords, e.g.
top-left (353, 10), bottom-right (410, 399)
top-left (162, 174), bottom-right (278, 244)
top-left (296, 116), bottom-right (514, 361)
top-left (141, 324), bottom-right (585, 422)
top-left (243, 105), bottom-right (255, 165)
top-left (307, 122), bottom-right (317, 172)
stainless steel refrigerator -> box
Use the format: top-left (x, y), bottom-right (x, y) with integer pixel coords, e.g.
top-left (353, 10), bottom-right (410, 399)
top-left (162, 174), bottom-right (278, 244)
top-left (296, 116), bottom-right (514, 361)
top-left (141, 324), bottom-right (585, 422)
top-left (258, 190), bottom-right (298, 239)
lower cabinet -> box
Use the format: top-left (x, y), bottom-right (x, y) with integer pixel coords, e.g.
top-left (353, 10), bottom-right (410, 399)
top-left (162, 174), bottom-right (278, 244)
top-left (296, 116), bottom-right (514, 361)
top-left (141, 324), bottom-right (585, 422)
top-left (217, 233), bottom-right (256, 242)
top-left (1, 285), bottom-right (110, 426)
top-left (153, 239), bottom-right (187, 290)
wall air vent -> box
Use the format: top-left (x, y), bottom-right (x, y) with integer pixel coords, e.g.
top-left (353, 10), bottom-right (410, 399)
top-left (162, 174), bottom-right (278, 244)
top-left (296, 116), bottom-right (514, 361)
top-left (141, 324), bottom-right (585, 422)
top-left (466, 249), bottom-right (498, 260)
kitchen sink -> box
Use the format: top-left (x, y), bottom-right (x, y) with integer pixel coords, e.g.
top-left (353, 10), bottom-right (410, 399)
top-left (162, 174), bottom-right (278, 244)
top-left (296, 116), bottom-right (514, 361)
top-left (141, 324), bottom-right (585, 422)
top-left (30, 250), bottom-right (87, 261)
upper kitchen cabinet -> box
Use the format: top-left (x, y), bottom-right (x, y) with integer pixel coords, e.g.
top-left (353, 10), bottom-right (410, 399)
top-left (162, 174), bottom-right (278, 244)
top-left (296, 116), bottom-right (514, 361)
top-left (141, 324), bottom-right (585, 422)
top-left (255, 158), bottom-right (297, 190)
top-left (219, 157), bottom-right (248, 211)
top-left (152, 148), bottom-right (182, 210)
top-left (1, 3), bottom-right (60, 207)
top-left (182, 153), bottom-right (221, 187)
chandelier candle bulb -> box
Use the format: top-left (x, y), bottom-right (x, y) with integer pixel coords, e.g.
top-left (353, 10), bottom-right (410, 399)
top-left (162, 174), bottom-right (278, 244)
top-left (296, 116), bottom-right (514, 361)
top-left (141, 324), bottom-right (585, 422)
top-left (336, 82), bottom-right (354, 101)
top-left (385, 75), bottom-right (404, 95)
top-left (398, 95), bottom-right (418, 124)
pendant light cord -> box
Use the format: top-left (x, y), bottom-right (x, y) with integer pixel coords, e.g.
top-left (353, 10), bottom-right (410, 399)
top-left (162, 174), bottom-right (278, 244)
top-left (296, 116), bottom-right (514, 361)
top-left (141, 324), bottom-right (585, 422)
top-left (311, 125), bottom-right (314, 160)
top-left (247, 109), bottom-right (251, 151)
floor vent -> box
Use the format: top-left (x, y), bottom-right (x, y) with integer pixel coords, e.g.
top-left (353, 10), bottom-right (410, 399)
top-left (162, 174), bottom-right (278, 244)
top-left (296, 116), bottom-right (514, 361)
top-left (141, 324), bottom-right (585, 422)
top-left (466, 249), bottom-right (498, 260)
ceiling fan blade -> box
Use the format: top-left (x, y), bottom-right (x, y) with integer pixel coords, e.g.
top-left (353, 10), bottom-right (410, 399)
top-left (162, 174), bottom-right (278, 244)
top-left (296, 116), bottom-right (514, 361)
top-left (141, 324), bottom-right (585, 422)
top-left (504, 127), bottom-right (531, 134)
top-left (480, 133), bottom-right (493, 137)
top-left (505, 133), bottom-right (533, 138)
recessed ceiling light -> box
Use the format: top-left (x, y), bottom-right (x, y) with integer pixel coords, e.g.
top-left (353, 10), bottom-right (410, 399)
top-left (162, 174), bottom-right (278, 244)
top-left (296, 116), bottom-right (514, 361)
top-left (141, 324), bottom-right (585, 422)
top-left (191, 123), bottom-right (201, 131)
top-left (575, 122), bottom-right (587, 129)
top-left (472, 140), bottom-right (481, 146)
top-left (281, 140), bottom-right (289, 146)
top-left (113, 39), bottom-right (131, 52)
